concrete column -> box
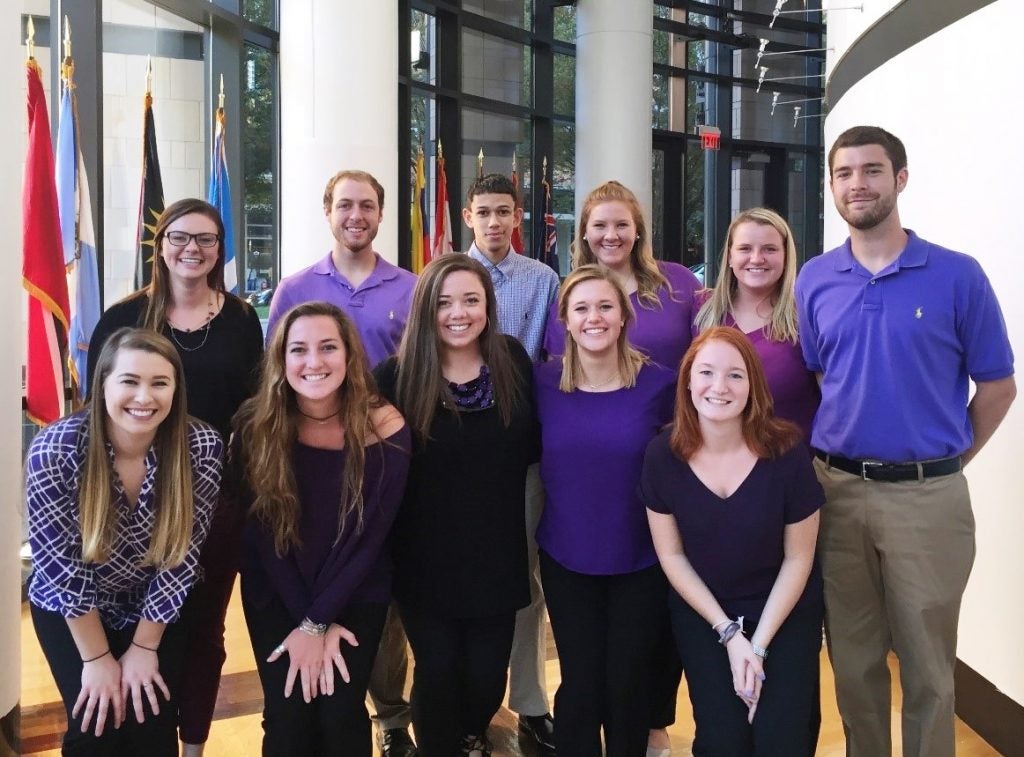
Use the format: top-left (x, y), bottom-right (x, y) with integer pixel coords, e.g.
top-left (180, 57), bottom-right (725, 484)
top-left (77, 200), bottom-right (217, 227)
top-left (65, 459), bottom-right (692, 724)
top-left (279, 0), bottom-right (399, 272)
top-left (2, 7), bottom-right (28, 751)
top-left (575, 0), bottom-right (653, 218)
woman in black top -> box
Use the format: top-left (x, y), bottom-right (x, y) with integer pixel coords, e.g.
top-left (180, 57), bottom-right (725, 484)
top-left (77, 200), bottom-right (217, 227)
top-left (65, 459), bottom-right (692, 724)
top-left (374, 254), bottom-right (539, 757)
top-left (87, 198), bottom-right (263, 756)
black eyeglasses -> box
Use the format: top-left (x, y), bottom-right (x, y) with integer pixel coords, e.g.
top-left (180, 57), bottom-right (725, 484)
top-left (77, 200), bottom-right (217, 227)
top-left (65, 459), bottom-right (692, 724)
top-left (165, 231), bottom-right (221, 248)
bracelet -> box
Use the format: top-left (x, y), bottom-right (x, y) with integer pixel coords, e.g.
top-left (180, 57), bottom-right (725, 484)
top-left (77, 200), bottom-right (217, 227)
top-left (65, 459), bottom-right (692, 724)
top-left (752, 643), bottom-right (769, 659)
top-left (717, 615), bottom-right (745, 645)
top-left (131, 640), bottom-right (159, 653)
top-left (299, 617), bottom-right (328, 637)
top-left (82, 649), bottom-right (111, 663)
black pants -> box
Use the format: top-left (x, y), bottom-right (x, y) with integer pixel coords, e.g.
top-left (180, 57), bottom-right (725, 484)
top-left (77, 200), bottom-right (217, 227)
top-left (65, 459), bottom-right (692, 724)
top-left (30, 603), bottom-right (186, 757)
top-left (398, 603), bottom-right (516, 757)
top-left (649, 595), bottom-right (683, 729)
top-left (672, 597), bottom-right (823, 757)
top-left (243, 594), bottom-right (387, 757)
top-left (539, 551), bottom-right (666, 757)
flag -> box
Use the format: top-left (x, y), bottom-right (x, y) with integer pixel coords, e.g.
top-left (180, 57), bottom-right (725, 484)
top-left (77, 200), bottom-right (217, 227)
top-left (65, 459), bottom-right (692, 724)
top-left (135, 87), bottom-right (164, 289)
top-left (432, 149), bottom-right (453, 259)
top-left (510, 159), bottom-right (524, 254)
top-left (56, 58), bottom-right (101, 402)
top-left (538, 174), bottom-right (560, 274)
top-left (208, 104), bottom-right (237, 293)
top-left (411, 149), bottom-right (428, 273)
top-left (23, 59), bottom-right (70, 425)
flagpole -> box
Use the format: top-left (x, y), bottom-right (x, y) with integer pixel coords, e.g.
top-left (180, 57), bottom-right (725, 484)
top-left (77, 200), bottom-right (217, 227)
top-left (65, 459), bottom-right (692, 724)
top-left (477, 148), bottom-right (484, 179)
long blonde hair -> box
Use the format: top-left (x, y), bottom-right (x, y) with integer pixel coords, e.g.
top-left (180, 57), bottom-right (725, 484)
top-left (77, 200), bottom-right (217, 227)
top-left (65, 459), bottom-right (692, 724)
top-left (395, 254), bottom-right (525, 440)
top-left (234, 302), bottom-right (384, 556)
top-left (572, 181), bottom-right (668, 308)
top-left (81, 328), bottom-right (194, 567)
top-left (693, 207), bottom-right (799, 343)
top-left (557, 265), bottom-right (647, 393)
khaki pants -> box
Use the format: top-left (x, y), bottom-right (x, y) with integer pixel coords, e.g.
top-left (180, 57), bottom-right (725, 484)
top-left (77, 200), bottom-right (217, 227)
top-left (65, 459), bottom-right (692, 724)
top-left (814, 459), bottom-right (975, 757)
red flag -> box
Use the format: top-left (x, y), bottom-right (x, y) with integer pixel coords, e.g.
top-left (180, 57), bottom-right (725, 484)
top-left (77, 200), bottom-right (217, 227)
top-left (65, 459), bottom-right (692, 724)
top-left (23, 60), bottom-right (70, 425)
top-left (510, 163), bottom-right (524, 254)
top-left (432, 152), bottom-right (453, 259)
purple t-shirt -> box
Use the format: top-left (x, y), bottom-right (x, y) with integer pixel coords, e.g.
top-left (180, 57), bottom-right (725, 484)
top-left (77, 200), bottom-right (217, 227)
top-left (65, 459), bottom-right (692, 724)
top-left (267, 252), bottom-right (416, 367)
top-left (535, 361), bottom-right (676, 575)
top-left (692, 291), bottom-right (820, 440)
top-left (240, 426), bottom-right (412, 625)
top-left (543, 261), bottom-right (701, 369)
top-left (796, 230), bottom-right (1014, 460)
top-left (641, 431), bottom-right (824, 619)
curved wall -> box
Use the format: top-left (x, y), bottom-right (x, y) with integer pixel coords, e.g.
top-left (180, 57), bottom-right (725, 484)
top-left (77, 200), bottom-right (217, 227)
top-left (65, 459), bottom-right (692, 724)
top-left (824, 0), bottom-right (1024, 708)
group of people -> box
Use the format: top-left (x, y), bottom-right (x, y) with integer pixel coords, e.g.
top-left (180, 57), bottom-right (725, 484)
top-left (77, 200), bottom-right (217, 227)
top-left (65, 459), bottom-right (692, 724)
top-left (25, 125), bottom-right (1014, 757)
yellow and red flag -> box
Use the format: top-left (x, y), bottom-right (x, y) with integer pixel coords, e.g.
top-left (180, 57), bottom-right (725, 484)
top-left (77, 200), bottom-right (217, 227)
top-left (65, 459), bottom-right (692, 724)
top-left (510, 154), bottom-right (524, 254)
top-left (411, 148), bottom-right (428, 273)
top-left (432, 145), bottom-right (453, 259)
top-left (23, 58), bottom-right (71, 425)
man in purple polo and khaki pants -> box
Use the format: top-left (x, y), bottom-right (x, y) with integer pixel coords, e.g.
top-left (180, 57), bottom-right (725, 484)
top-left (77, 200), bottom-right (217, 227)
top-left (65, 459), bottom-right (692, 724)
top-left (796, 125), bottom-right (1016, 757)
top-left (268, 169), bottom-right (419, 757)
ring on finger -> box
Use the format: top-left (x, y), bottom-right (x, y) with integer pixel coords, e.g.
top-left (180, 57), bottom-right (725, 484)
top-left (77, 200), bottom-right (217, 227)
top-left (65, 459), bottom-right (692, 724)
top-left (274, 644), bottom-right (286, 655)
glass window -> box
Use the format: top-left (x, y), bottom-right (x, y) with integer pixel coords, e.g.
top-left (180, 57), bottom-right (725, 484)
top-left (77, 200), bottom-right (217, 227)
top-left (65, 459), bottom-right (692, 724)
top-left (685, 146), bottom-right (706, 266)
top-left (241, 0), bottom-right (275, 28)
top-left (242, 43), bottom-right (278, 300)
top-left (687, 78), bottom-right (709, 132)
top-left (461, 28), bottom-right (532, 107)
top-left (652, 74), bottom-right (669, 130)
top-left (460, 108), bottom-right (532, 252)
top-left (553, 53), bottom-right (575, 117)
top-left (731, 82), bottom-right (818, 144)
top-left (410, 10), bottom-right (436, 84)
top-left (102, 0), bottom-right (206, 304)
top-left (462, 0), bottom-right (533, 30)
top-left (553, 5), bottom-right (576, 43)
top-left (551, 120), bottom-right (575, 277)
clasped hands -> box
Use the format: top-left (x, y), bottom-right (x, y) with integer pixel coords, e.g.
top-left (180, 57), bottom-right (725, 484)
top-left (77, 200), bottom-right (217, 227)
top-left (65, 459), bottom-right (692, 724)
top-left (724, 633), bottom-right (766, 723)
top-left (266, 622), bottom-right (359, 703)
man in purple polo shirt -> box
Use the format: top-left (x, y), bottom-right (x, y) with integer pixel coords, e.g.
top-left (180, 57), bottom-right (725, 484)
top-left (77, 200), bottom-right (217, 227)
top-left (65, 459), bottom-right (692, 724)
top-left (796, 125), bottom-right (1016, 757)
top-left (267, 170), bottom-right (416, 368)
top-left (268, 169), bottom-right (418, 757)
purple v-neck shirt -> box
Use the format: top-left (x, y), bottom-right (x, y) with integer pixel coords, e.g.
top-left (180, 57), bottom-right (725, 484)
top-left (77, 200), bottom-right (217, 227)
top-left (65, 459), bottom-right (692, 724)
top-left (535, 361), bottom-right (676, 575)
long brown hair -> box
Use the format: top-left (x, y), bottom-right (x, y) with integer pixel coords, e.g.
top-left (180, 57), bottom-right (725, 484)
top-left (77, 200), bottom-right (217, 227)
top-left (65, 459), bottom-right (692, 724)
top-left (572, 181), bottom-right (668, 308)
top-left (122, 198), bottom-right (228, 331)
top-left (693, 207), bottom-right (799, 343)
top-left (670, 327), bottom-right (799, 460)
top-left (234, 302), bottom-right (385, 556)
top-left (395, 254), bottom-right (524, 440)
top-left (81, 328), bottom-right (194, 567)
top-left (556, 265), bottom-right (647, 393)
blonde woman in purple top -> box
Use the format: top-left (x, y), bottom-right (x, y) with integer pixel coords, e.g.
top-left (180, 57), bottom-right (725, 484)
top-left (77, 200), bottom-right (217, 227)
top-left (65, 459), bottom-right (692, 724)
top-left (27, 328), bottom-right (222, 755)
top-left (535, 266), bottom-right (676, 756)
top-left (542, 180), bottom-right (701, 370)
top-left (693, 208), bottom-right (819, 439)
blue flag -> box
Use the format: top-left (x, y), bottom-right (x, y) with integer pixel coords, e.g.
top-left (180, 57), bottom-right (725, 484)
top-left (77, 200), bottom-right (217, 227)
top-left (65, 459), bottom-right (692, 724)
top-left (56, 77), bottom-right (100, 401)
top-left (208, 106), bottom-right (237, 293)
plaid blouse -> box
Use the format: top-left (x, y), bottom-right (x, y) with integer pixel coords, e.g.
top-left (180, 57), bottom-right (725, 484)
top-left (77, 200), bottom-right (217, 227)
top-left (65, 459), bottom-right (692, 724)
top-left (27, 410), bottom-right (223, 629)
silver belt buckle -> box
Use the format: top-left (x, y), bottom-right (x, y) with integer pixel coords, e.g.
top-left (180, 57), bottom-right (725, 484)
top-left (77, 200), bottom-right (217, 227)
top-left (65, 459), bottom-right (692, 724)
top-left (861, 460), bottom-right (884, 481)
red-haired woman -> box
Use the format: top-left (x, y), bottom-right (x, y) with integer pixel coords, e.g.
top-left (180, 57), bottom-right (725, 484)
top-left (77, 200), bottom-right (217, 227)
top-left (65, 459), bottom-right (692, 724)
top-left (641, 327), bottom-right (823, 756)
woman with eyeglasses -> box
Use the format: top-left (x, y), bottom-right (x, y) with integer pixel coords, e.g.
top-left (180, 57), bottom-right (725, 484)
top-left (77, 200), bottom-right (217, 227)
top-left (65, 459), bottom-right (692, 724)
top-left (88, 198), bottom-right (264, 756)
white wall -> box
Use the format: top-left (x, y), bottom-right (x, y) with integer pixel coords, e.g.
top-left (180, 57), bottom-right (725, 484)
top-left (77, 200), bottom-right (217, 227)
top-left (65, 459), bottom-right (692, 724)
top-left (825, 0), bottom-right (1024, 706)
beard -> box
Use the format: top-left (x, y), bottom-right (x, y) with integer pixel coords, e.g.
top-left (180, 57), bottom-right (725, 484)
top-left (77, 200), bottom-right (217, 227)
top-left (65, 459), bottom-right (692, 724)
top-left (836, 191), bottom-right (898, 231)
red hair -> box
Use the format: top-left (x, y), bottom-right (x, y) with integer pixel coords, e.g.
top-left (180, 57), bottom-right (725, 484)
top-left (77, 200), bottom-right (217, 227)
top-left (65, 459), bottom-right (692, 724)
top-left (670, 326), bottom-right (800, 460)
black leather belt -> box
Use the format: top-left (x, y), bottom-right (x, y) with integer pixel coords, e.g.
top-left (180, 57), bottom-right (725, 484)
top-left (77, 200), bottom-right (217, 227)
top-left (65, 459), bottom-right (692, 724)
top-left (813, 450), bottom-right (962, 482)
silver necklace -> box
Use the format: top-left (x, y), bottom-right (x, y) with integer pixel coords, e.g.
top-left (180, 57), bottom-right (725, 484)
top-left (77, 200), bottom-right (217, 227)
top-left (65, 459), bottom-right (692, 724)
top-left (582, 372), bottom-right (620, 391)
top-left (167, 320), bottom-right (211, 352)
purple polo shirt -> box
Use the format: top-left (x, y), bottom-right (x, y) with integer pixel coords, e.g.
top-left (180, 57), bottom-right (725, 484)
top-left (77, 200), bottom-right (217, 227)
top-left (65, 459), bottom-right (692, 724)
top-left (796, 230), bottom-right (1014, 461)
top-left (267, 252), bottom-right (416, 367)
top-left (692, 291), bottom-right (820, 440)
top-left (535, 360), bottom-right (676, 575)
top-left (542, 261), bottom-right (701, 369)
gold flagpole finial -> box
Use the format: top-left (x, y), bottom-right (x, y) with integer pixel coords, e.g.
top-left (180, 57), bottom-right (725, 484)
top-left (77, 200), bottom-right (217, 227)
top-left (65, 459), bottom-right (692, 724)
top-left (477, 148), bottom-right (484, 178)
top-left (218, 73), bottom-right (225, 110)
top-left (512, 152), bottom-right (518, 174)
top-left (542, 156), bottom-right (548, 177)
top-left (146, 56), bottom-right (153, 95)
top-left (437, 140), bottom-right (444, 161)
top-left (63, 16), bottom-right (72, 60)
top-left (26, 16), bottom-right (36, 61)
